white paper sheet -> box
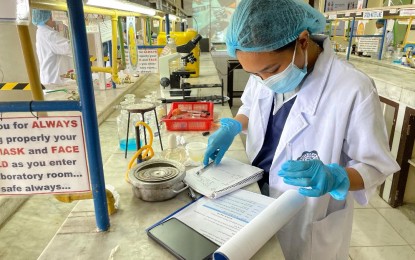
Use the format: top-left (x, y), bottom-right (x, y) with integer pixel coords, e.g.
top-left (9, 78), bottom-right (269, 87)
top-left (213, 190), bottom-right (305, 260)
top-left (174, 189), bottom-right (275, 245)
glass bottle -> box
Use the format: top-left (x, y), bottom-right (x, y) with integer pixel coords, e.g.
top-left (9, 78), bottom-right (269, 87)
top-left (117, 96), bottom-right (141, 151)
top-left (161, 37), bottom-right (180, 74)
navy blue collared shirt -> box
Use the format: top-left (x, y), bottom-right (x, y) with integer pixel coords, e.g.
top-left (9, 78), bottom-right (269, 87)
top-left (252, 96), bottom-right (297, 192)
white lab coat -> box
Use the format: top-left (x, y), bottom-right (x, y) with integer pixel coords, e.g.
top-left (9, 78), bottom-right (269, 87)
top-left (238, 38), bottom-right (400, 260)
top-left (375, 27), bottom-right (394, 53)
top-left (35, 25), bottom-right (72, 84)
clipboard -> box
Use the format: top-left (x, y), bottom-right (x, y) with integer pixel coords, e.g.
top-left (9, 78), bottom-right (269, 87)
top-left (146, 197), bottom-right (219, 259)
top-left (147, 217), bottom-right (219, 260)
top-left (146, 189), bottom-right (281, 259)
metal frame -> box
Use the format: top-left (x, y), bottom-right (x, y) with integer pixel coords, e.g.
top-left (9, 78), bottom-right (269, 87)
top-left (379, 96), bottom-right (399, 149)
top-left (31, 0), bottom-right (147, 84)
top-left (3, 0), bottom-right (190, 231)
top-left (378, 96), bottom-right (400, 197)
top-left (345, 17), bottom-right (387, 61)
top-left (66, 0), bottom-right (109, 230)
top-left (326, 6), bottom-right (415, 61)
top-left (388, 106), bottom-right (415, 208)
top-left (0, 0), bottom-right (110, 231)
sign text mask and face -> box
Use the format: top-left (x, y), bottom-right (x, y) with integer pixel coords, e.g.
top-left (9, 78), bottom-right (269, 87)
top-left (0, 116), bottom-right (90, 195)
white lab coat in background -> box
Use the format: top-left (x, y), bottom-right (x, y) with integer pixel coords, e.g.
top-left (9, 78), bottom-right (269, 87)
top-left (35, 25), bottom-right (72, 84)
top-left (238, 38), bottom-right (399, 260)
top-left (376, 27), bottom-right (394, 52)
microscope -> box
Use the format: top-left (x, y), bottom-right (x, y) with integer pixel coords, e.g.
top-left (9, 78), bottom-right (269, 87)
top-left (159, 34), bottom-right (202, 99)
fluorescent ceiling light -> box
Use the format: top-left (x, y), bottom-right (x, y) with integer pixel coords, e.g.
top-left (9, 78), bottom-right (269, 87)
top-left (86, 0), bottom-right (156, 16)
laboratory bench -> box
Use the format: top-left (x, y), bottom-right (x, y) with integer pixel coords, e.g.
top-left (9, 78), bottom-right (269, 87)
top-left (0, 73), bottom-right (150, 231)
top-left (36, 76), bottom-right (284, 259)
top-left (40, 74), bottom-right (150, 125)
top-left (38, 105), bottom-right (284, 259)
top-left (337, 53), bottom-right (415, 109)
top-left (163, 53), bottom-right (225, 104)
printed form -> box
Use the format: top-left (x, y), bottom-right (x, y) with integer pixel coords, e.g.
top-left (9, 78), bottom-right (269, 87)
top-left (173, 189), bottom-right (275, 245)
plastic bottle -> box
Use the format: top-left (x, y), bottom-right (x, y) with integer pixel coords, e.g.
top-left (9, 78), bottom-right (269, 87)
top-left (160, 37), bottom-right (180, 74)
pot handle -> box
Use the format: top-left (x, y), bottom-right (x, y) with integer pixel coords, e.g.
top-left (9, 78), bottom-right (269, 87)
top-left (173, 182), bottom-right (189, 194)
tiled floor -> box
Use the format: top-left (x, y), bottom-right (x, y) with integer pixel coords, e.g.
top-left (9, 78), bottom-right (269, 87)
top-left (0, 76), bottom-right (415, 259)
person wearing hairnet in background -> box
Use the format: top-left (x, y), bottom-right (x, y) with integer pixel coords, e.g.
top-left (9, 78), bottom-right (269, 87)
top-left (375, 19), bottom-right (394, 53)
top-left (203, 0), bottom-right (399, 258)
top-left (32, 9), bottom-right (72, 85)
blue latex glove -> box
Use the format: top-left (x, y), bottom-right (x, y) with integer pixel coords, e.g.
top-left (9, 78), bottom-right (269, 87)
top-left (203, 118), bottom-right (242, 165)
top-left (278, 160), bottom-right (350, 200)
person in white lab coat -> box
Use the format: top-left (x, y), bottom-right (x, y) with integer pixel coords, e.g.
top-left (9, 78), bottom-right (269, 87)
top-left (203, 0), bottom-right (400, 259)
top-left (376, 19), bottom-right (394, 51)
top-left (32, 9), bottom-right (72, 85)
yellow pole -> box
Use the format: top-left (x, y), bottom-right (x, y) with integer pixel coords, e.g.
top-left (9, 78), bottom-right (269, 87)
top-left (343, 20), bottom-right (349, 41)
top-left (142, 17), bottom-right (147, 44)
top-left (333, 20), bottom-right (339, 40)
top-left (111, 16), bottom-right (120, 83)
top-left (91, 66), bottom-right (112, 73)
top-left (16, 25), bottom-right (44, 101)
top-left (403, 17), bottom-right (413, 46)
top-left (159, 18), bottom-right (163, 32)
top-left (31, 0), bottom-right (148, 84)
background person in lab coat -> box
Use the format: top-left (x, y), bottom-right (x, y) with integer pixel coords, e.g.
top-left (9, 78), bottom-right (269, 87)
top-left (375, 19), bottom-right (394, 53)
top-left (32, 9), bottom-right (73, 85)
top-left (203, 0), bottom-right (400, 259)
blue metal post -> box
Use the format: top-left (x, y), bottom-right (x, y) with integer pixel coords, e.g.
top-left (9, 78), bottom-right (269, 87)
top-left (66, 0), bottom-right (110, 231)
top-left (165, 14), bottom-right (170, 39)
top-left (347, 18), bottom-right (355, 61)
top-left (378, 20), bottom-right (387, 60)
top-left (0, 101), bottom-right (80, 112)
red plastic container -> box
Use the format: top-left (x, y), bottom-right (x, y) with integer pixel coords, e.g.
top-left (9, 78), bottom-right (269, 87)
top-left (163, 102), bottom-right (214, 131)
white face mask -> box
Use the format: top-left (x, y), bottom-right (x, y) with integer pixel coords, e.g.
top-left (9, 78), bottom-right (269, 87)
top-left (253, 43), bottom-right (308, 93)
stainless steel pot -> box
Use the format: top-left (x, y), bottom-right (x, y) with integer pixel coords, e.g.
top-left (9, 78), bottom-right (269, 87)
top-left (128, 159), bottom-right (188, 202)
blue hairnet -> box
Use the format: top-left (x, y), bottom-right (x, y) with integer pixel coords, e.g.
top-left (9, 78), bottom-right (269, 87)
top-left (32, 9), bottom-right (52, 26)
top-left (376, 19), bottom-right (385, 25)
top-left (226, 0), bottom-right (326, 57)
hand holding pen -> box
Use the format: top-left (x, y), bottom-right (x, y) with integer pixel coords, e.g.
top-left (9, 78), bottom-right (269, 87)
top-left (196, 160), bottom-right (215, 175)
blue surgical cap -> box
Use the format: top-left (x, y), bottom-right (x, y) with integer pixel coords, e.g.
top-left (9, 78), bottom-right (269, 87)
top-left (226, 0), bottom-right (326, 57)
top-left (32, 9), bottom-right (52, 26)
top-left (376, 19), bottom-right (385, 25)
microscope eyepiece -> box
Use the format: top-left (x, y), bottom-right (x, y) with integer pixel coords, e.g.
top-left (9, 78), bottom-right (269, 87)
top-left (176, 34), bottom-right (203, 53)
top-left (191, 34), bottom-right (202, 45)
